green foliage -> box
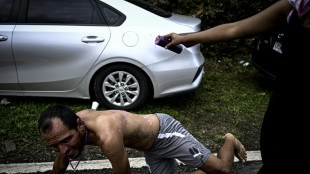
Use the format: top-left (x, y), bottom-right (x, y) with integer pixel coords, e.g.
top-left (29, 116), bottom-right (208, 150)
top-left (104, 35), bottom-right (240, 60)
top-left (145, 0), bottom-right (278, 24)
top-left (199, 0), bottom-right (278, 27)
top-left (144, 0), bottom-right (279, 58)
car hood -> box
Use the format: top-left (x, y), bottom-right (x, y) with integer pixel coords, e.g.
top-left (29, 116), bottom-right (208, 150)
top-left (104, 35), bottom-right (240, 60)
top-left (166, 14), bottom-right (201, 32)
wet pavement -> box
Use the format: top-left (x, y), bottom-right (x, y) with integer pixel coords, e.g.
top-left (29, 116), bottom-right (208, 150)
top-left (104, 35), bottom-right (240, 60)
top-left (0, 151), bottom-right (262, 174)
top-left (0, 160), bottom-right (262, 174)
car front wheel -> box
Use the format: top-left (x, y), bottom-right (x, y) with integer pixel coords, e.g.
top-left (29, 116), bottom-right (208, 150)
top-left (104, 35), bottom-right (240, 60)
top-left (94, 64), bottom-right (148, 110)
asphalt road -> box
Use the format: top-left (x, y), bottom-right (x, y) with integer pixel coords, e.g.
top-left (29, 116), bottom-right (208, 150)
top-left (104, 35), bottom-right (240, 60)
top-left (0, 151), bottom-right (263, 174)
top-left (45, 161), bottom-right (263, 174)
top-left (32, 161), bottom-right (262, 174)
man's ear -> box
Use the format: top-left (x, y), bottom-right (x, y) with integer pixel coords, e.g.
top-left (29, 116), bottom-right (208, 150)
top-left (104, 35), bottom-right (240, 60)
top-left (76, 118), bottom-right (84, 131)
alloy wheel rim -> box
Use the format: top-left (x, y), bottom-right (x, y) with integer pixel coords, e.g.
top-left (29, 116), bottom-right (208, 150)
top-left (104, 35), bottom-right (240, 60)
top-left (102, 71), bottom-right (140, 106)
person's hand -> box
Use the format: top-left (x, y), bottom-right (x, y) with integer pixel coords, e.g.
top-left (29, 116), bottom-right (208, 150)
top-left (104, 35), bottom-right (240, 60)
top-left (163, 33), bottom-right (185, 49)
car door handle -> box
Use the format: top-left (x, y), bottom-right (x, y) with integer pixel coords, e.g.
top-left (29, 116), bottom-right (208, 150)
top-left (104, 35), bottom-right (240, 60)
top-left (81, 36), bottom-right (105, 43)
top-left (0, 35), bottom-right (8, 41)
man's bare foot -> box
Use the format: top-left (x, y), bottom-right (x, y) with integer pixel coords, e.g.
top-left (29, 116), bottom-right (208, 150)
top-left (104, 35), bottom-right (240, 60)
top-left (224, 133), bottom-right (247, 163)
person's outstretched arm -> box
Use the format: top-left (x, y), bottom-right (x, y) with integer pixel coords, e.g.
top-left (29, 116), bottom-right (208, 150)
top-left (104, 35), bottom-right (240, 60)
top-left (164, 0), bottom-right (292, 48)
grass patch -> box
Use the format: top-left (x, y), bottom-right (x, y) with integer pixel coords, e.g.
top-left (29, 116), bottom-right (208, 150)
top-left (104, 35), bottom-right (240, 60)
top-left (0, 43), bottom-right (273, 158)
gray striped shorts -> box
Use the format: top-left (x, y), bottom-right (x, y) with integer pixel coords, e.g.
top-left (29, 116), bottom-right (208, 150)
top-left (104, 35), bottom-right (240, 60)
top-left (144, 113), bottom-right (210, 174)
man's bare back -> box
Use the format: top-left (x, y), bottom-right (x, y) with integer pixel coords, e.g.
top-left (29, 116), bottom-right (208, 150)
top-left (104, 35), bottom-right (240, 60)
top-left (76, 109), bottom-right (159, 151)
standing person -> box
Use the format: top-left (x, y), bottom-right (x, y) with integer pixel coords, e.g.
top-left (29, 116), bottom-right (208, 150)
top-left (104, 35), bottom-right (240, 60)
top-left (38, 105), bottom-right (247, 174)
top-left (164, 0), bottom-right (309, 173)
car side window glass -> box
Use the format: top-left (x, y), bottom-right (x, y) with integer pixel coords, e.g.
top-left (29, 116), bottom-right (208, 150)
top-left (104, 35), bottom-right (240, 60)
top-left (27, 0), bottom-right (100, 24)
top-left (0, 0), bottom-right (13, 23)
top-left (97, 2), bottom-right (126, 26)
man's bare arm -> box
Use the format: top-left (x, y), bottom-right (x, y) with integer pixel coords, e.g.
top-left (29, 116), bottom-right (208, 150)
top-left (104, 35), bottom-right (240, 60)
top-left (99, 134), bottom-right (131, 174)
top-left (108, 146), bottom-right (131, 174)
top-left (52, 153), bottom-right (69, 174)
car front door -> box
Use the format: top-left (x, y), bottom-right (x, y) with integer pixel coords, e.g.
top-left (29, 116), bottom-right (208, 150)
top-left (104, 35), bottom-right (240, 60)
top-left (13, 0), bottom-right (111, 91)
top-left (0, 0), bottom-right (20, 90)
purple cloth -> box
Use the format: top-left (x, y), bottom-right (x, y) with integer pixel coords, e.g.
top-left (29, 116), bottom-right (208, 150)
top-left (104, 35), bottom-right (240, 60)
top-left (288, 0), bottom-right (310, 21)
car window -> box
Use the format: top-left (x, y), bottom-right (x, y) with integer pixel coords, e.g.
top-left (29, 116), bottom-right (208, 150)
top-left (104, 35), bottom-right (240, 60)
top-left (27, 0), bottom-right (101, 24)
top-left (96, 2), bottom-right (126, 26)
top-left (0, 0), bottom-right (14, 23)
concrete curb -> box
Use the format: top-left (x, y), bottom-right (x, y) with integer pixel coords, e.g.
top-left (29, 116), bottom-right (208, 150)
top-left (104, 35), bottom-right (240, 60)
top-left (0, 151), bottom-right (261, 173)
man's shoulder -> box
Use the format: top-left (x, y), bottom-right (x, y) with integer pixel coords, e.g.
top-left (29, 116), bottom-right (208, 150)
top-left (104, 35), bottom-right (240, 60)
top-left (76, 109), bottom-right (94, 116)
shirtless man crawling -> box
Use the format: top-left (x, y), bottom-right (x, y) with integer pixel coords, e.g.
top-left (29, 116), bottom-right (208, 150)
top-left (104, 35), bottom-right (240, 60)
top-left (38, 105), bottom-right (247, 174)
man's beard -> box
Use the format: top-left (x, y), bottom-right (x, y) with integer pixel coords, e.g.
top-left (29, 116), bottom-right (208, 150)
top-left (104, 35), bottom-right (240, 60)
top-left (70, 133), bottom-right (85, 159)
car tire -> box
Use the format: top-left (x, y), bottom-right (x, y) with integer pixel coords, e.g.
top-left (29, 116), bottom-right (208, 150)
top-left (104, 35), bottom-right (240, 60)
top-left (94, 64), bottom-right (148, 110)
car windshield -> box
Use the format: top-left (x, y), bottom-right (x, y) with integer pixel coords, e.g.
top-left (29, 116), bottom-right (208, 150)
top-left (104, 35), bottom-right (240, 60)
top-left (125, 0), bottom-right (172, 17)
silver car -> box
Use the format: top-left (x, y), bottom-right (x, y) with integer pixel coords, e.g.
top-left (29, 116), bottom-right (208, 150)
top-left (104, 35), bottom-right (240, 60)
top-left (0, 0), bottom-right (205, 110)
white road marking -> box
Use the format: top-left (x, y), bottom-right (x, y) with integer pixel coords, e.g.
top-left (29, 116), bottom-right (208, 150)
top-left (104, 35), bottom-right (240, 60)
top-left (0, 151), bottom-right (261, 173)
